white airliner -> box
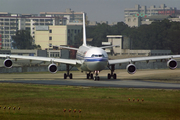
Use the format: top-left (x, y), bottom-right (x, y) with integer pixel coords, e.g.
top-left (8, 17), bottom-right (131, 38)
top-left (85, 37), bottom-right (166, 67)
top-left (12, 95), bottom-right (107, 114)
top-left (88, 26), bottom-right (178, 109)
top-left (0, 12), bottom-right (180, 81)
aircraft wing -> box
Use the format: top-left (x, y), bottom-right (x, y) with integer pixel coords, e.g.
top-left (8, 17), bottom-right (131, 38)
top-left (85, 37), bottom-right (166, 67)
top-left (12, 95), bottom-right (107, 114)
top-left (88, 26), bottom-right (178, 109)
top-left (0, 54), bottom-right (83, 65)
top-left (108, 55), bottom-right (180, 65)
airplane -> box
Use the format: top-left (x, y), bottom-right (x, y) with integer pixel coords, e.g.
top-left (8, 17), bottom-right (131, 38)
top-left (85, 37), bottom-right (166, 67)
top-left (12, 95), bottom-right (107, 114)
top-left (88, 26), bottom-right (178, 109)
top-left (0, 12), bottom-right (180, 81)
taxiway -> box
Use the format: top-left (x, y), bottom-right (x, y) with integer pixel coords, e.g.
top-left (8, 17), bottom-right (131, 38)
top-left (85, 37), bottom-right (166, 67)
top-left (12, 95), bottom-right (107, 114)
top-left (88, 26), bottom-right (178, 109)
top-left (0, 69), bottom-right (180, 89)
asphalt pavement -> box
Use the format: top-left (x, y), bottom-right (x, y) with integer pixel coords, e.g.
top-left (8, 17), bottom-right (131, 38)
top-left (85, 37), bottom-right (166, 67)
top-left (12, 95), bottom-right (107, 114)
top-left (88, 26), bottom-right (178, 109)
top-left (0, 69), bottom-right (180, 89)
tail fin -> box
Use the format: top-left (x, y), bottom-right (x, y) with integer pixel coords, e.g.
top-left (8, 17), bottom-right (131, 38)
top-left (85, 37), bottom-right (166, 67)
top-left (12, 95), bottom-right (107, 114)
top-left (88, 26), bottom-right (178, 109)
top-left (82, 12), bottom-right (87, 46)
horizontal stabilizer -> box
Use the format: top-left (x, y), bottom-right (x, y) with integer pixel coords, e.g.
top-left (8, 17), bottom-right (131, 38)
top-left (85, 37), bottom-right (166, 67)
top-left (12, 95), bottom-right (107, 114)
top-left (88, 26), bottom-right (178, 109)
top-left (100, 45), bottom-right (120, 49)
top-left (52, 45), bottom-right (79, 51)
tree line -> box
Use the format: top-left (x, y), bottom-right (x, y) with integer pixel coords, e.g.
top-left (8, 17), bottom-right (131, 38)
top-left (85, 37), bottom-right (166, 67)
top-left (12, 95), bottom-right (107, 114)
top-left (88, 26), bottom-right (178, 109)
top-left (74, 19), bottom-right (180, 54)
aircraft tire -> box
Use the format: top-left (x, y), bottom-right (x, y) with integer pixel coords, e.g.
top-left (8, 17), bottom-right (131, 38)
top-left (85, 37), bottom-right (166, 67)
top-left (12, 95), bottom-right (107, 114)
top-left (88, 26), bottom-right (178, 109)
top-left (94, 77), bottom-right (96, 81)
top-left (87, 74), bottom-right (90, 79)
top-left (70, 73), bottom-right (73, 79)
top-left (64, 73), bottom-right (67, 79)
top-left (108, 73), bottom-right (111, 79)
top-left (90, 74), bottom-right (93, 79)
top-left (113, 73), bottom-right (117, 79)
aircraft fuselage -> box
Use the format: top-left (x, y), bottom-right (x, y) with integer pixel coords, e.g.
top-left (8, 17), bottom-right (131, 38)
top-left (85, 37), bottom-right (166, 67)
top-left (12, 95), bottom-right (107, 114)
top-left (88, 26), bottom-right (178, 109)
top-left (76, 46), bottom-right (108, 72)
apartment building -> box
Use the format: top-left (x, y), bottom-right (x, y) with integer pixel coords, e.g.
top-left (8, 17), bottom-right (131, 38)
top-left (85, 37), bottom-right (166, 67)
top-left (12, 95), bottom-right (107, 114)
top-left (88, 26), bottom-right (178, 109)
top-left (0, 9), bottom-right (84, 49)
top-left (125, 4), bottom-right (180, 19)
top-left (124, 4), bottom-right (180, 27)
top-left (40, 8), bottom-right (83, 24)
top-left (0, 12), bottom-right (67, 49)
top-left (0, 12), bottom-right (26, 49)
top-left (22, 14), bottom-right (67, 39)
top-left (35, 24), bottom-right (82, 50)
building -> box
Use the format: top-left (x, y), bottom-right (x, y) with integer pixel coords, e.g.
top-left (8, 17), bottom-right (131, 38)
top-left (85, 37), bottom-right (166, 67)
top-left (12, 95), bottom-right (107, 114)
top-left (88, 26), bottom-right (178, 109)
top-left (141, 15), bottom-right (171, 25)
top-left (125, 4), bottom-right (180, 27)
top-left (22, 14), bottom-right (67, 39)
top-left (40, 8), bottom-right (84, 24)
top-left (0, 12), bottom-right (26, 49)
top-left (0, 9), bottom-right (84, 49)
top-left (125, 4), bottom-right (180, 19)
top-left (103, 35), bottom-right (171, 56)
top-left (125, 17), bottom-right (141, 27)
top-left (35, 24), bottom-right (82, 50)
top-left (0, 12), bottom-right (67, 49)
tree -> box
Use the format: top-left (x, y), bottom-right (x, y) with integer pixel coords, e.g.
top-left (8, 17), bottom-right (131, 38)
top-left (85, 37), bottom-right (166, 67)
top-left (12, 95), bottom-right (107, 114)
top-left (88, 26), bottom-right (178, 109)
top-left (12, 30), bottom-right (41, 49)
top-left (74, 20), bottom-right (180, 54)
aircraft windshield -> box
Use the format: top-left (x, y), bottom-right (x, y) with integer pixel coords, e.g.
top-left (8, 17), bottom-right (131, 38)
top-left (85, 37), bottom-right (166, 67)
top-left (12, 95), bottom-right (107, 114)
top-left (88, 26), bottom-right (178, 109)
top-left (91, 54), bottom-right (105, 57)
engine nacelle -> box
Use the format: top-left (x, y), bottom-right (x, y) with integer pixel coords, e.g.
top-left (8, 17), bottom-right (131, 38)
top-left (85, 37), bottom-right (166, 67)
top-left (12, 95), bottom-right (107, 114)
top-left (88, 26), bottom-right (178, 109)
top-left (4, 59), bottom-right (13, 68)
top-left (167, 59), bottom-right (177, 70)
top-left (126, 64), bottom-right (136, 74)
top-left (48, 63), bottom-right (58, 73)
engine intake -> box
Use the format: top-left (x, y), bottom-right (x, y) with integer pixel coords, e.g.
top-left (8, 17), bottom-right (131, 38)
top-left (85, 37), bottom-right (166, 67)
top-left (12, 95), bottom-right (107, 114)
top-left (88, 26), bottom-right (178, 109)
top-left (126, 64), bottom-right (136, 74)
top-left (167, 59), bottom-right (177, 70)
top-left (48, 63), bottom-right (58, 73)
top-left (4, 59), bottom-right (13, 68)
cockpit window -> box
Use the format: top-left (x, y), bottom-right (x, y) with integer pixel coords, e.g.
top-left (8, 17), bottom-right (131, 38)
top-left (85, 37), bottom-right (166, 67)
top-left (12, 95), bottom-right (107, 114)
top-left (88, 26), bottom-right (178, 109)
top-left (91, 54), bottom-right (105, 57)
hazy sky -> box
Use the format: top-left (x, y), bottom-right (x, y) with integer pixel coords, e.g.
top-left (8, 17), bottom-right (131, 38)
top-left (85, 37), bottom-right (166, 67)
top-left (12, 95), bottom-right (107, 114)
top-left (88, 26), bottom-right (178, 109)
top-left (0, 0), bottom-right (180, 23)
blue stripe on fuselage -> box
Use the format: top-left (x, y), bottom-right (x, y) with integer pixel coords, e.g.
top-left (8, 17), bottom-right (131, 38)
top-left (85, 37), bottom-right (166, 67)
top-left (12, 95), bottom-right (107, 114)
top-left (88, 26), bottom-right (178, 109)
top-left (84, 57), bottom-right (108, 62)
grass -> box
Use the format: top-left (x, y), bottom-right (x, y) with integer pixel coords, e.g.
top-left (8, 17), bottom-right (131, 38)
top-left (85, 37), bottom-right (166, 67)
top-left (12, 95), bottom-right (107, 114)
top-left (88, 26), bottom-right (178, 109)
top-left (0, 83), bottom-right (180, 120)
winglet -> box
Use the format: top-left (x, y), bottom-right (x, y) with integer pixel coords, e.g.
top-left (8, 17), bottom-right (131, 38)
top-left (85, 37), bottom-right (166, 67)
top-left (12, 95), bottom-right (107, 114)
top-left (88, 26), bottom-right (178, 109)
top-left (82, 12), bottom-right (87, 46)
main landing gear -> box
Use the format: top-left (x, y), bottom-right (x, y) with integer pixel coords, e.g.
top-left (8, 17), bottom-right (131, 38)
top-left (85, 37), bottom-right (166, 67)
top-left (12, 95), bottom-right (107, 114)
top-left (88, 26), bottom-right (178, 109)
top-left (86, 71), bottom-right (100, 81)
top-left (86, 72), bottom-right (93, 79)
top-left (64, 64), bottom-right (73, 79)
top-left (107, 64), bottom-right (117, 79)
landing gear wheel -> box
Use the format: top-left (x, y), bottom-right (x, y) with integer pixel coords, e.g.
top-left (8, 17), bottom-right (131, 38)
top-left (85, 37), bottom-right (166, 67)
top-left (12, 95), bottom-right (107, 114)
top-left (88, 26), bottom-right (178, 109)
top-left (64, 64), bottom-right (74, 79)
top-left (87, 74), bottom-right (90, 79)
top-left (70, 73), bottom-right (73, 79)
top-left (90, 74), bottom-right (93, 79)
top-left (113, 73), bottom-right (117, 79)
top-left (94, 76), bottom-right (100, 81)
top-left (64, 73), bottom-right (67, 79)
top-left (94, 77), bottom-right (96, 81)
top-left (107, 64), bottom-right (117, 79)
top-left (108, 73), bottom-right (111, 79)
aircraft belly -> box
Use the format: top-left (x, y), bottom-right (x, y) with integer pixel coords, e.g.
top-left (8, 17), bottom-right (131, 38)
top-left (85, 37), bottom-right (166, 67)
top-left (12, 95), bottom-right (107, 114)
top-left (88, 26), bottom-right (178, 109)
top-left (83, 61), bottom-right (107, 71)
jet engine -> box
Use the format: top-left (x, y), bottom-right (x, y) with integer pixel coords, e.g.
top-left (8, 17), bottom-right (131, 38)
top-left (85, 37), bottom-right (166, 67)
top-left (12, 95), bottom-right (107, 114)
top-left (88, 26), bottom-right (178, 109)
top-left (48, 63), bottom-right (58, 73)
top-left (167, 59), bottom-right (177, 70)
top-left (4, 59), bottom-right (13, 68)
top-left (126, 64), bottom-right (136, 74)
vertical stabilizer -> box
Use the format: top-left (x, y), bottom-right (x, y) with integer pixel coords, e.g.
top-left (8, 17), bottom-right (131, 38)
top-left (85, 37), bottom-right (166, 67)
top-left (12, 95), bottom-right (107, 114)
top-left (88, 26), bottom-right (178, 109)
top-left (82, 12), bottom-right (87, 46)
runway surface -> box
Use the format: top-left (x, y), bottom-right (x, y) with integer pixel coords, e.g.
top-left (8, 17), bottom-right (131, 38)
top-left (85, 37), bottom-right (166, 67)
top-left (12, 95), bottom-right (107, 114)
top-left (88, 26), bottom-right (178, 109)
top-left (1, 69), bottom-right (180, 89)
top-left (1, 79), bottom-right (180, 89)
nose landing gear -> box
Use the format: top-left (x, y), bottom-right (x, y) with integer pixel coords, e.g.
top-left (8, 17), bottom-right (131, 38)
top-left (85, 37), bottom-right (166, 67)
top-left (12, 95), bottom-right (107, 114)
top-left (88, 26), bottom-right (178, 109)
top-left (94, 71), bottom-right (100, 81)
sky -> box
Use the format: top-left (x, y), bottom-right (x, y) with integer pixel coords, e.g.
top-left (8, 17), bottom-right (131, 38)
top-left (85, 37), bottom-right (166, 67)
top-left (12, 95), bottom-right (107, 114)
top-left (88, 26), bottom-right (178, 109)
top-left (0, 0), bottom-right (180, 23)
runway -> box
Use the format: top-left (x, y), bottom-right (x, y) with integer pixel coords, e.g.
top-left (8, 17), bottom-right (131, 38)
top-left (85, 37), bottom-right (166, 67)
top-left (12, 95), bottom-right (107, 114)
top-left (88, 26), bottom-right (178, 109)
top-left (1, 79), bottom-right (180, 89)
top-left (1, 69), bottom-right (180, 89)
